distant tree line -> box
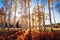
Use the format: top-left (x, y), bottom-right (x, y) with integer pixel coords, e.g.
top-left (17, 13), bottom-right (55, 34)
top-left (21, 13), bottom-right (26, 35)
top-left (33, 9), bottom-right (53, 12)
top-left (0, 21), bottom-right (20, 28)
top-left (45, 23), bottom-right (60, 28)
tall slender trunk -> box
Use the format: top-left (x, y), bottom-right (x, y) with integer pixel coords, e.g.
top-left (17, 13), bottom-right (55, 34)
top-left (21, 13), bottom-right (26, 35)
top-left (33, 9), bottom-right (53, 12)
top-left (37, 0), bottom-right (41, 31)
top-left (14, 0), bottom-right (17, 29)
top-left (20, 0), bottom-right (23, 32)
top-left (3, 3), bottom-right (6, 28)
top-left (52, 4), bottom-right (56, 26)
top-left (28, 0), bottom-right (32, 40)
top-left (20, 8), bottom-right (22, 32)
top-left (28, 0), bottom-right (31, 31)
top-left (3, 15), bottom-right (6, 28)
top-left (8, 0), bottom-right (12, 30)
top-left (0, 15), bottom-right (2, 27)
top-left (43, 8), bottom-right (46, 31)
top-left (3, 0), bottom-right (8, 28)
top-left (48, 0), bottom-right (53, 31)
top-left (24, 0), bottom-right (27, 29)
top-left (41, 0), bottom-right (46, 31)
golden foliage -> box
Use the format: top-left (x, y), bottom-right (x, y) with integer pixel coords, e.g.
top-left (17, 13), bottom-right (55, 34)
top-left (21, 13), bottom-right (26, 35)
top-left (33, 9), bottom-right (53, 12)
top-left (23, 0), bottom-right (26, 3)
top-left (49, 0), bottom-right (54, 4)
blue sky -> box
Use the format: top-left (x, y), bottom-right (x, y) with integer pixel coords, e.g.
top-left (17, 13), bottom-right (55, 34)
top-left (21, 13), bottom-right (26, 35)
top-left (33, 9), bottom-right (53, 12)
top-left (53, 1), bottom-right (60, 23)
top-left (0, 0), bottom-right (3, 8)
top-left (0, 0), bottom-right (60, 24)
